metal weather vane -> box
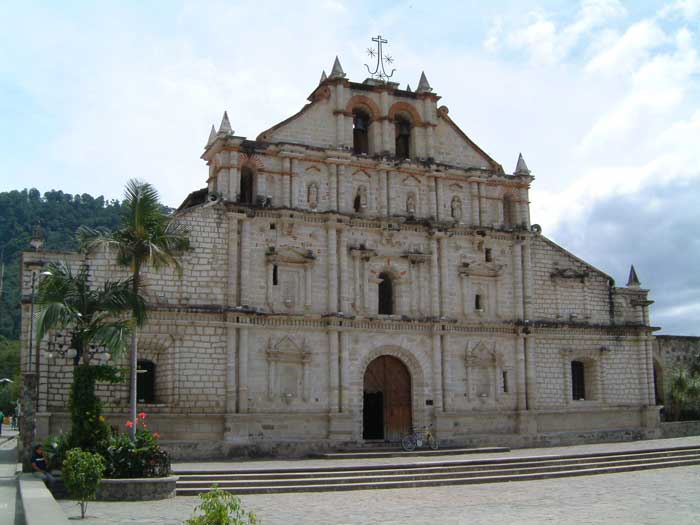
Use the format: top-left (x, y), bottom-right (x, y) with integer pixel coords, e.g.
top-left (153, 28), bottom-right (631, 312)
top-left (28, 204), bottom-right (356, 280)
top-left (365, 35), bottom-right (396, 81)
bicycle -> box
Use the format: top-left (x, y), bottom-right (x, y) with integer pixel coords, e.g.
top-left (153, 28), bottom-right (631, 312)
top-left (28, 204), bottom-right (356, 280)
top-left (401, 425), bottom-right (439, 451)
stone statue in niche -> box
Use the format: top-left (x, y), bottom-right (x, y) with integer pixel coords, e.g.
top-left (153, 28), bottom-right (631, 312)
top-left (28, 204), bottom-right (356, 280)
top-left (451, 196), bottom-right (463, 221)
top-left (358, 186), bottom-right (368, 208)
top-left (307, 183), bottom-right (319, 210)
top-left (406, 192), bottom-right (416, 216)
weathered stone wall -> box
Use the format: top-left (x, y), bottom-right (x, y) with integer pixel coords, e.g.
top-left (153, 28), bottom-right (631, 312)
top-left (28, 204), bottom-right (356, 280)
top-left (653, 335), bottom-right (700, 406)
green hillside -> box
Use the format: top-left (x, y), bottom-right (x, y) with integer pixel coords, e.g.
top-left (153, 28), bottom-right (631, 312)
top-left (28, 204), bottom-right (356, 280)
top-left (0, 189), bottom-right (125, 339)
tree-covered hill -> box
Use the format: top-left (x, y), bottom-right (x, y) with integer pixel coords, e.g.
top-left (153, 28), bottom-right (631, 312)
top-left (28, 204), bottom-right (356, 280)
top-left (0, 189), bottom-right (125, 339)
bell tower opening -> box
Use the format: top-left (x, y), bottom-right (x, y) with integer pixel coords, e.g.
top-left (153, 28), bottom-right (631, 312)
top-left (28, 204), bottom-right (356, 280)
top-left (353, 109), bottom-right (370, 155)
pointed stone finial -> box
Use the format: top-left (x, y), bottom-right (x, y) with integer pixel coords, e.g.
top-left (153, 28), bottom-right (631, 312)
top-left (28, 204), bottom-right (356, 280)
top-left (329, 56), bottom-right (346, 79)
top-left (206, 124), bottom-right (216, 147)
top-left (627, 265), bottom-right (641, 288)
top-left (514, 153), bottom-right (530, 175)
top-left (218, 111), bottom-right (233, 134)
top-left (320, 70), bottom-right (328, 83)
top-left (416, 71), bottom-right (432, 93)
top-left (406, 84), bottom-right (412, 92)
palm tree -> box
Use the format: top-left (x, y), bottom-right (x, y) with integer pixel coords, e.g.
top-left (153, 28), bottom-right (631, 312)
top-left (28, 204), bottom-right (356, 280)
top-left (78, 179), bottom-right (189, 439)
top-left (36, 261), bottom-right (144, 365)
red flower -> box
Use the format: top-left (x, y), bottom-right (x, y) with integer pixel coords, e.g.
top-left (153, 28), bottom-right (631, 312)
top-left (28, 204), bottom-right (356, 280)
top-left (153, 432), bottom-right (160, 438)
top-left (138, 412), bottom-right (147, 420)
top-left (125, 420), bottom-right (134, 428)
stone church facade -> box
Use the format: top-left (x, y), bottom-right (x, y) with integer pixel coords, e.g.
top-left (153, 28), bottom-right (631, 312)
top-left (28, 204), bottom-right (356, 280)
top-left (22, 58), bottom-right (661, 455)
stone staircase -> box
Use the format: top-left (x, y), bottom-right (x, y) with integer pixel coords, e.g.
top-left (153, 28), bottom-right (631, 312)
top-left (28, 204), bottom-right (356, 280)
top-left (174, 445), bottom-right (700, 495)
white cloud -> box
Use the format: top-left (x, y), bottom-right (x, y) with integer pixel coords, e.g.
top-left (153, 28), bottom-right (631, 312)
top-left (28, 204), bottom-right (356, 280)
top-left (585, 20), bottom-right (666, 74)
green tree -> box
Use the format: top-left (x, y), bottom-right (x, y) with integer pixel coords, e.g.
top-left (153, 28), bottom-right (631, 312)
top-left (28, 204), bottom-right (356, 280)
top-left (0, 337), bottom-right (20, 414)
top-left (668, 368), bottom-right (700, 421)
top-left (35, 261), bottom-right (145, 447)
top-left (35, 261), bottom-right (144, 366)
top-left (63, 448), bottom-right (106, 519)
top-left (78, 180), bottom-right (189, 439)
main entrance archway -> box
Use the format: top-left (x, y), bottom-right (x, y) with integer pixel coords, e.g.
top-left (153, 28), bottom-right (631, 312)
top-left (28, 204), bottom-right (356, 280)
top-left (362, 355), bottom-right (412, 442)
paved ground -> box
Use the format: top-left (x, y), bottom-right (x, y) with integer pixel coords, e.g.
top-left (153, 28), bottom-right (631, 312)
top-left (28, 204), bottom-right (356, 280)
top-left (57, 436), bottom-right (700, 524)
top-left (0, 438), bottom-right (18, 525)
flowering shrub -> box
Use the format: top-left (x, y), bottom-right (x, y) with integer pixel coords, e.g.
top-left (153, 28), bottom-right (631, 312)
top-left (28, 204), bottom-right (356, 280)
top-left (97, 412), bottom-right (170, 479)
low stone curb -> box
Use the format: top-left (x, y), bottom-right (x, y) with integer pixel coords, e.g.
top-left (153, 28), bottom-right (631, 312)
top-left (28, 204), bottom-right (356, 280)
top-left (19, 474), bottom-right (71, 525)
top-left (96, 475), bottom-right (179, 501)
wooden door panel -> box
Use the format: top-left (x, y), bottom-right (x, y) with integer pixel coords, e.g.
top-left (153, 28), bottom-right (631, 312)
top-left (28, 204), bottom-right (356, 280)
top-left (363, 355), bottom-right (411, 442)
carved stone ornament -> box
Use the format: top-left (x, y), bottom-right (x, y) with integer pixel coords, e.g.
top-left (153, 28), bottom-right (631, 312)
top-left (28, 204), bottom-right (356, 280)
top-left (451, 196), bottom-right (463, 221)
top-left (406, 192), bottom-right (416, 215)
top-left (265, 336), bottom-right (312, 403)
top-left (458, 260), bottom-right (503, 278)
top-left (307, 183), bottom-right (319, 210)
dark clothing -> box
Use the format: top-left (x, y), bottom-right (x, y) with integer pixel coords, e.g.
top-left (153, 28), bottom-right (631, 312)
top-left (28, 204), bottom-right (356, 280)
top-left (31, 452), bottom-right (48, 473)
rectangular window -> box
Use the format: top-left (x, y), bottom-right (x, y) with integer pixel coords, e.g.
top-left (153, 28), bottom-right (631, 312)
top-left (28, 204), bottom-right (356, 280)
top-left (502, 371), bottom-right (508, 393)
top-left (485, 248), bottom-right (492, 262)
top-left (475, 294), bottom-right (482, 311)
top-left (571, 361), bottom-right (586, 400)
top-left (272, 265), bottom-right (278, 286)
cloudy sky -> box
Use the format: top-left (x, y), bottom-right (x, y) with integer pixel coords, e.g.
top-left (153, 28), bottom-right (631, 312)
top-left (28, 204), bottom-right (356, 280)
top-left (1, 1), bottom-right (698, 334)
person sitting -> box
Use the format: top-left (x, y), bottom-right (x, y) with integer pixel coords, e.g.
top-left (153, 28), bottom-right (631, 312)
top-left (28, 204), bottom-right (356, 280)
top-left (31, 444), bottom-right (56, 489)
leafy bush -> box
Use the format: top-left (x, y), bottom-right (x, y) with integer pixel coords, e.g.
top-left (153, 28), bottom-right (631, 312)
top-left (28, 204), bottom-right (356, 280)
top-left (44, 433), bottom-right (71, 469)
top-left (185, 487), bottom-right (258, 525)
top-left (63, 448), bottom-right (106, 519)
top-left (97, 412), bottom-right (170, 478)
top-left (669, 368), bottom-right (700, 421)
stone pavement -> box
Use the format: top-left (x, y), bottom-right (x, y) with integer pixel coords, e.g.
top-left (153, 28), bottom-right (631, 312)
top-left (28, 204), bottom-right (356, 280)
top-left (57, 436), bottom-right (700, 524)
top-left (0, 438), bottom-right (18, 525)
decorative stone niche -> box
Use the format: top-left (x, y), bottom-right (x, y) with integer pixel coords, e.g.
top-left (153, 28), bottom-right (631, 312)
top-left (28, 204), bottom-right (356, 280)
top-left (458, 260), bottom-right (503, 318)
top-left (265, 336), bottom-right (312, 403)
top-left (265, 246), bottom-right (316, 312)
top-left (464, 341), bottom-right (506, 406)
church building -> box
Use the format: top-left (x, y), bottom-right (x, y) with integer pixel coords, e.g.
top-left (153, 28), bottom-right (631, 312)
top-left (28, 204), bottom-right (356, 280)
top-left (22, 52), bottom-right (661, 456)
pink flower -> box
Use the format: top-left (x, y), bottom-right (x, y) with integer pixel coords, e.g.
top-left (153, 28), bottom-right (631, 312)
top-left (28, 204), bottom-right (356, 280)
top-left (138, 412), bottom-right (147, 420)
top-left (153, 432), bottom-right (160, 439)
top-left (125, 420), bottom-right (134, 428)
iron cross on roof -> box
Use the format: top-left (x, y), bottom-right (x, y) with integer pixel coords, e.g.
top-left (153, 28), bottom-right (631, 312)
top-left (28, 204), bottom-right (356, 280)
top-left (365, 34), bottom-right (396, 81)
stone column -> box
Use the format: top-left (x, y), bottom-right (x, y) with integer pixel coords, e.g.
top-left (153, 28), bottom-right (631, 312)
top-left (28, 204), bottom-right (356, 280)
top-left (432, 333), bottom-right (444, 412)
top-left (380, 91), bottom-right (390, 154)
top-left (479, 183), bottom-right (488, 226)
top-left (328, 329), bottom-right (340, 413)
top-left (237, 326), bottom-right (249, 413)
top-left (379, 169), bottom-right (388, 216)
top-left (430, 238), bottom-right (440, 317)
top-left (339, 331), bottom-right (350, 412)
top-left (352, 252), bottom-right (361, 314)
top-left (515, 336), bottom-right (526, 411)
top-left (225, 323), bottom-right (237, 413)
top-left (290, 158), bottom-right (298, 208)
top-left (385, 171), bottom-right (393, 216)
top-left (239, 220), bottom-right (251, 306)
top-left (335, 83), bottom-right (345, 147)
top-left (524, 334), bottom-right (537, 410)
top-left (512, 241), bottom-right (524, 321)
top-left (338, 227), bottom-right (349, 312)
top-left (327, 224), bottom-right (338, 312)
top-left (338, 165), bottom-right (349, 213)
top-left (282, 158), bottom-right (291, 207)
top-left (439, 236), bottom-right (449, 317)
top-left (470, 182), bottom-right (480, 226)
top-left (435, 178), bottom-right (444, 221)
top-left (522, 240), bottom-right (533, 320)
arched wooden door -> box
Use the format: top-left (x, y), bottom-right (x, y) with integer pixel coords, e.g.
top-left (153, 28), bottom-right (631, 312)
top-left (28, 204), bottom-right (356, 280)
top-left (363, 355), bottom-right (412, 442)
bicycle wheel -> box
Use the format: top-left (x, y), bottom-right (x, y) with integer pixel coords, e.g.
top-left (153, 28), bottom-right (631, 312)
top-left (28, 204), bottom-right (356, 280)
top-left (401, 434), bottom-right (417, 451)
top-left (428, 434), bottom-right (439, 450)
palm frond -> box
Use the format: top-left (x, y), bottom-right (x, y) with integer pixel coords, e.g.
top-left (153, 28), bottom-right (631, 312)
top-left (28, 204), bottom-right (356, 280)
top-left (91, 321), bottom-right (132, 359)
